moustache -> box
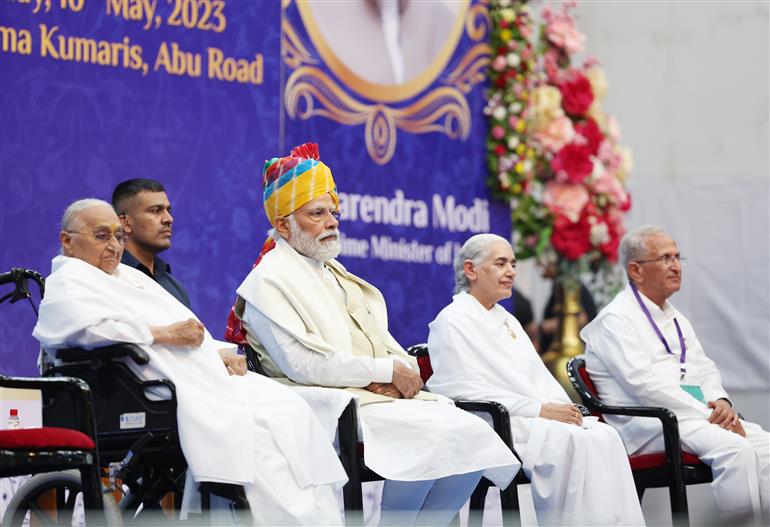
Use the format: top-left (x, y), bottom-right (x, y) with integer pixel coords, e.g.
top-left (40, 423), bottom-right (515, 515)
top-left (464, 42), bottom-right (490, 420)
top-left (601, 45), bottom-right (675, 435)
top-left (316, 229), bottom-right (340, 241)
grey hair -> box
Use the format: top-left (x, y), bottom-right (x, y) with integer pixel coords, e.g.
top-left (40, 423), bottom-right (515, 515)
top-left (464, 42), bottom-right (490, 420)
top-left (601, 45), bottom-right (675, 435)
top-left (60, 198), bottom-right (113, 231)
top-left (618, 225), bottom-right (670, 271)
top-left (453, 233), bottom-right (510, 294)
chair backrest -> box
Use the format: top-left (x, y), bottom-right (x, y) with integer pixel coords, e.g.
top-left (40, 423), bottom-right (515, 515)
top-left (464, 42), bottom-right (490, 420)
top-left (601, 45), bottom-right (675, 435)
top-left (405, 343), bottom-right (432, 383)
top-left (566, 355), bottom-right (603, 418)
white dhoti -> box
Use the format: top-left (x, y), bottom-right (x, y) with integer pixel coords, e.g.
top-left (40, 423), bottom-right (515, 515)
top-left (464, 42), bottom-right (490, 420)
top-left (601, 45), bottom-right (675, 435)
top-left (33, 256), bottom-right (347, 525)
top-left (428, 292), bottom-right (645, 526)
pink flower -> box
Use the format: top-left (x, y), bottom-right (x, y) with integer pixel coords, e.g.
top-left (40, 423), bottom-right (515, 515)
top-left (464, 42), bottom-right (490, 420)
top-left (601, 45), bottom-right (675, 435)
top-left (492, 126), bottom-right (506, 140)
top-left (546, 17), bottom-right (586, 54)
top-left (544, 50), bottom-right (561, 83)
top-left (544, 181), bottom-right (590, 223)
top-left (508, 115), bottom-right (519, 129)
top-left (492, 55), bottom-right (507, 72)
top-left (598, 141), bottom-right (622, 172)
top-left (592, 169), bottom-right (629, 208)
top-left (534, 115), bottom-right (575, 152)
top-left (525, 235), bottom-right (538, 248)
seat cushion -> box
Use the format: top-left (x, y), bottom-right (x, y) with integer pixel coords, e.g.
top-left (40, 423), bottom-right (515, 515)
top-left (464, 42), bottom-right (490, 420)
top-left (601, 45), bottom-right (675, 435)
top-left (0, 427), bottom-right (95, 450)
top-left (629, 451), bottom-right (704, 470)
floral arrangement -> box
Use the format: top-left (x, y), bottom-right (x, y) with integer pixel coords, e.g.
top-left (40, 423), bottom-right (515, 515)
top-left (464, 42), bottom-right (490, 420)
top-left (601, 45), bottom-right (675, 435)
top-left (485, 0), bottom-right (633, 281)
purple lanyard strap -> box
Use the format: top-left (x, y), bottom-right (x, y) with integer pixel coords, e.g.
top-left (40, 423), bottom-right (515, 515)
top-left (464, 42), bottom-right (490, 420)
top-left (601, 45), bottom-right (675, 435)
top-left (630, 283), bottom-right (687, 378)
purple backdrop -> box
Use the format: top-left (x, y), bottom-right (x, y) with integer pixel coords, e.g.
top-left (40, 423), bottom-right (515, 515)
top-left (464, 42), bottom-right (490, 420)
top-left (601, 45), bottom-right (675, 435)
top-left (0, 0), bottom-right (509, 376)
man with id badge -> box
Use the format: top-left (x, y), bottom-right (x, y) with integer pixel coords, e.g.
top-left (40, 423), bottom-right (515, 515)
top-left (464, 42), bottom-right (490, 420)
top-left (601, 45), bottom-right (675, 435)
top-left (582, 225), bottom-right (769, 522)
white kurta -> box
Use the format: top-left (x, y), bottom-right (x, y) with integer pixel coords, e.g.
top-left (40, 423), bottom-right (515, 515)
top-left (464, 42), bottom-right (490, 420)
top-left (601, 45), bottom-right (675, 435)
top-left (33, 256), bottom-right (347, 525)
top-left (236, 237), bottom-right (520, 488)
top-left (581, 284), bottom-right (770, 518)
top-left (427, 292), bottom-right (645, 526)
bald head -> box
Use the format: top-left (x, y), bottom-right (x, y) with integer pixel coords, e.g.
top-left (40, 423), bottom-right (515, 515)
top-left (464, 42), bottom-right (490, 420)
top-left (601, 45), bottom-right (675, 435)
top-left (59, 199), bottom-right (125, 274)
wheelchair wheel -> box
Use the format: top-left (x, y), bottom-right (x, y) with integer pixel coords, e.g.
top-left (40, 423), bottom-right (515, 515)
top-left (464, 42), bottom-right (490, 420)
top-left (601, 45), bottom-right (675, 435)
top-left (1, 470), bottom-right (121, 526)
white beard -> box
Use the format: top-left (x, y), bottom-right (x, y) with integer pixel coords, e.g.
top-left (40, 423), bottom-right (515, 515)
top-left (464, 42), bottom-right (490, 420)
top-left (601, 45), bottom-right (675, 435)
top-left (287, 215), bottom-right (341, 262)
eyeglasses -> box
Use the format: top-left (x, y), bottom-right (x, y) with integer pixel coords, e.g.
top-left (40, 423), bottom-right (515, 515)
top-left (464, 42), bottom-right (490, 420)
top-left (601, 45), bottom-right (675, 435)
top-left (634, 254), bottom-right (686, 266)
top-left (300, 208), bottom-right (341, 223)
top-left (64, 229), bottom-right (127, 244)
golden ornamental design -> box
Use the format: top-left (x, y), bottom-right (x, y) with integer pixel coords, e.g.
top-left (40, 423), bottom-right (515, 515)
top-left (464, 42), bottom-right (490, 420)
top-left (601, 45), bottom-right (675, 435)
top-left (282, 0), bottom-right (491, 165)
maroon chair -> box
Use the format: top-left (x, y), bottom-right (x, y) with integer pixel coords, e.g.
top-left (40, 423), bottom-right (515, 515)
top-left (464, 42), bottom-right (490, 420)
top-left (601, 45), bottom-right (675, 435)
top-left (406, 344), bottom-right (530, 527)
top-left (0, 374), bottom-right (103, 524)
top-left (567, 355), bottom-right (712, 527)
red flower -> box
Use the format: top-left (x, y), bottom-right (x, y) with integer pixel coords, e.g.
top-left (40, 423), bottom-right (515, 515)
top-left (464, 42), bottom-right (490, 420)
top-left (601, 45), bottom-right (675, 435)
top-left (551, 143), bottom-right (593, 183)
top-left (551, 215), bottom-right (591, 260)
top-left (494, 144), bottom-right (507, 156)
top-left (559, 73), bottom-right (594, 116)
top-left (596, 208), bottom-right (627, 262)
top-left (574, 118), bottom-right (603, 155)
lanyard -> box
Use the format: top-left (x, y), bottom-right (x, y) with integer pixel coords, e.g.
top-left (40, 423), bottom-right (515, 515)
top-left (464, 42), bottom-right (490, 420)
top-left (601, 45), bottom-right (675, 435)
top-left (630, 283), bottom-right (687, 379)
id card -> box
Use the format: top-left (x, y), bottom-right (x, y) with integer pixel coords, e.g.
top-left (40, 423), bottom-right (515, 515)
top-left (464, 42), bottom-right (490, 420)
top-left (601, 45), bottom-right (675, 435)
top-left (680, 384), bottom-right (705, 403)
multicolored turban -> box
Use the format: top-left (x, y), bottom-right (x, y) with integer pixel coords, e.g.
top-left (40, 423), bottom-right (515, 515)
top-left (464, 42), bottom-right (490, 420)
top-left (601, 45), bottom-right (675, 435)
top-left (224, 142), bottom-right (337, 345)
top-left (262, 142), bottom-right (338, 227)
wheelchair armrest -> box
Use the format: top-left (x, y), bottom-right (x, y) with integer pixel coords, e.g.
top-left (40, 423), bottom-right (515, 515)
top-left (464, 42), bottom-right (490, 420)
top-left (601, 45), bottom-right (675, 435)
top-left (57, 343), bottom-right (150, 365)
top-left (0, 374), bottom-right (97, 439)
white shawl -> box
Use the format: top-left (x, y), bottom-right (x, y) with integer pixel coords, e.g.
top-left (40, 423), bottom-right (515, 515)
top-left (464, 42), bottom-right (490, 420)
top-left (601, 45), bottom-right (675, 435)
top-left (33, 256), bottom-right (346, 489)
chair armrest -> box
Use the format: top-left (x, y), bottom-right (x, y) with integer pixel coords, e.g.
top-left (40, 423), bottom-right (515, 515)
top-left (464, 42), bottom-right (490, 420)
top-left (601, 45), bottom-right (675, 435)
top-left (0, 374), bottom-right (97, 439)
top-left (57, 343), bottom-right (150, 365)
top-left (582, 399), bottom-right (683, 470)
top-left (455, 400), bottom-right (514, 449)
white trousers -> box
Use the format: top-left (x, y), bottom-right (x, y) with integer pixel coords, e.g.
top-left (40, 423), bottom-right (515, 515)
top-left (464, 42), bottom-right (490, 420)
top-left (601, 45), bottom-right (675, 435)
top-left (638, 419), bottom-right (770, 520)
top-left (379, 471), bottom-right (483, 526)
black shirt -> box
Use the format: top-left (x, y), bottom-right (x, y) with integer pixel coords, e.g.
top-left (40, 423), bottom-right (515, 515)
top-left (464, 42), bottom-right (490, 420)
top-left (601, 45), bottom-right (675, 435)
top-left (120, 250), bottom-right (192, 309)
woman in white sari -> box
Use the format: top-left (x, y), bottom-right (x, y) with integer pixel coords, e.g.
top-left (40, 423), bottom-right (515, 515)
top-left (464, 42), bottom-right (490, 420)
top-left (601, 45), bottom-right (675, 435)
top-left (427, 234), bottom-right (645, 526)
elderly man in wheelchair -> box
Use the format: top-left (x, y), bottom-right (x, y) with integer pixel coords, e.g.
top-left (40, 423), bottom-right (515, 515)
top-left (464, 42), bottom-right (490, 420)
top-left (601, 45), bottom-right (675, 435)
top-left (25, 198), bottom-right (348, 524)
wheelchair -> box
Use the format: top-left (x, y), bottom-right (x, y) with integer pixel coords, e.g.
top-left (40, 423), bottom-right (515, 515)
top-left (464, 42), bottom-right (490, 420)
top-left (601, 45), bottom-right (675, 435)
top-left (1, 268), bottom-right (251, 526)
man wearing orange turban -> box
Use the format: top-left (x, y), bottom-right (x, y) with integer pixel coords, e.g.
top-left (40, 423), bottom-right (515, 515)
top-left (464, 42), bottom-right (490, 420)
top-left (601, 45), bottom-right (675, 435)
top-left (232, 143), bottom-right (521, 525)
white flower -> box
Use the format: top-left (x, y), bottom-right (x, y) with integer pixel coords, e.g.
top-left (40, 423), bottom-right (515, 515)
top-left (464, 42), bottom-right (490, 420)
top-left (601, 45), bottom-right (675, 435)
top-left (498, 0), bottom-right (512, 7)
top-left (618, 146), bottom-right (634, 181)
top-left (492, 106), bottom-right (507, 121)
top-left (508, 102), bottom-right (523, 114)
top-left (506, 53), bottom-right (520, 68)
top-left (590, 158), bottom-right (605, 182)
top-left (507, 135), bottom-right (520, 150)
top-left (590, 222), bottom-right (611, 246)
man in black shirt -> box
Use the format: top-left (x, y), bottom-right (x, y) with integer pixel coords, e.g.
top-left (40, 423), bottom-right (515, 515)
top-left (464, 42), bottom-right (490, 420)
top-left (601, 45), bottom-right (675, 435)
top-left (112, 179), bottom-right (246, 375)
top-left (111, 179), bottom-right (191, 308)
